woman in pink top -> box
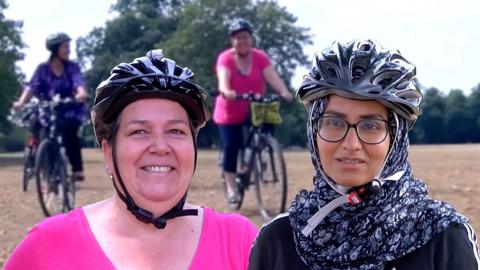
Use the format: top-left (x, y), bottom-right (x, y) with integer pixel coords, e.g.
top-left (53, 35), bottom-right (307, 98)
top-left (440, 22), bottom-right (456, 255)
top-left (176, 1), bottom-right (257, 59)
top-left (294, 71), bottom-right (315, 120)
top-left (213, 18), bottom-right (293, 206)
top-left (5, 49), bottom-right (258, 269)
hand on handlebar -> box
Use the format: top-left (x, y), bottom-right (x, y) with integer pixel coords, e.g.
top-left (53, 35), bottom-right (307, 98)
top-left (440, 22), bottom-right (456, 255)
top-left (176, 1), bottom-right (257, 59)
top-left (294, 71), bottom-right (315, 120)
top-left (52, 94), bottom-right (76, 105)
top-left (12, 101), bottom-right (23, 110)
top-left (280, 91), bottom-right (294, 102)
top-left (221, 90), bottom-right (237, 100)
top-left (75, 92), bottom-right (88, 103)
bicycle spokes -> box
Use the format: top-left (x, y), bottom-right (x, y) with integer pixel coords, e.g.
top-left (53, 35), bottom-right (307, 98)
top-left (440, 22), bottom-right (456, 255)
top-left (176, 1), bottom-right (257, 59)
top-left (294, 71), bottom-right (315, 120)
top-left (37, 166), bottom-right (63, 215)
top-left (254, 137), bottom-right (287, 221)
top-left (36, 140), bottom-right (75, 217)
top-left (22, 145), bottom-right (37, 192)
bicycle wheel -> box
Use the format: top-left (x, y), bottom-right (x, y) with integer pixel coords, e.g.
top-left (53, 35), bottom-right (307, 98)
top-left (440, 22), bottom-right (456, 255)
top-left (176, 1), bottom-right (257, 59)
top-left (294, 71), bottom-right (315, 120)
top-left (22, 146), bottom-right (35, 192)
top-left (253, 135), bottom-right (287, 220)
top-left (35, 139), bottom-right (66, 217)
top-left (60, 149), bottom-right (75, 212)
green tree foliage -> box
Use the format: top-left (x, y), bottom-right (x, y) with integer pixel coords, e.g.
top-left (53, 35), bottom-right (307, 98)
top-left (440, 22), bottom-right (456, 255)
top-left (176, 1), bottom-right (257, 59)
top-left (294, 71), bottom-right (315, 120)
top-left (157, 0), bottom-right (312, 146)
top-left (467, 84), bottom-right (480, 142)
top-left (444, 89), bottom-right (474, 142)
top-left (410, 87), bottom-right (480, 144)
top-left (77, 0), bottom-right (186, 94)
top-left (0, 0), bottom-right (24, 133)
top-left (76, 0), bottom-right (480, 146)
top-left (411, 88), bottom-right (446, 143)
top-left (78, 0), bottom-right (312, 147)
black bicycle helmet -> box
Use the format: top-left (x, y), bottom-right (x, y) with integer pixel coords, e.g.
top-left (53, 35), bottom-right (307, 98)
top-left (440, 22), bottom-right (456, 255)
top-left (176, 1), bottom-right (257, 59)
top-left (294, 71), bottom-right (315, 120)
top-left (45, 32), bottom-right (71, 51)
top-left (228, 18), bottom-right (253, 36)
top-left (90, 49), bottom-right (210, 229)
top-left (297, 39), bottom-right (422, 127)
top-left (91, 49), bottom-right (210, 146)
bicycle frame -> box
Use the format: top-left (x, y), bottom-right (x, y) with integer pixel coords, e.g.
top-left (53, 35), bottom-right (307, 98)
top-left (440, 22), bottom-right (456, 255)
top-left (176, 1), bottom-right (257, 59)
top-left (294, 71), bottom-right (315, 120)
top-left (217, 92), bottom-right (287, 220)
top-left (239, 124), bottom-right (275, 189)
top-left (34, 96), bottom-right (77, 216)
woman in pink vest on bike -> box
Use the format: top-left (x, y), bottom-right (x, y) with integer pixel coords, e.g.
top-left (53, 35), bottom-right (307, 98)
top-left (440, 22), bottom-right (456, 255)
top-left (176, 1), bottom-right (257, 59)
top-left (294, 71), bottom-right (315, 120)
top-left (213, 18), bottom-right (293, 206)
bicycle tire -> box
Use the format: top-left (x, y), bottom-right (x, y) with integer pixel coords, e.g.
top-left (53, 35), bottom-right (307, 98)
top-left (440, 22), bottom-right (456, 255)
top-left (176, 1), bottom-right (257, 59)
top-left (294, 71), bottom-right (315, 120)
top-left (22, 146), bottom-right (35, 192)
top-left (253, 134), bottom-right (287, 221)
top-left (35, 139), bottom-right (66, 217)
top-left (60, 149), bottom-right (75, 212)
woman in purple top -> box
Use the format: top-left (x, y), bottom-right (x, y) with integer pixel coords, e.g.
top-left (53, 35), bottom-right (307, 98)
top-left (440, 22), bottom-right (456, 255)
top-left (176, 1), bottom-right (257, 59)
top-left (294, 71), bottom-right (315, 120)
top-left (13, 32), bottom-right (88, 180)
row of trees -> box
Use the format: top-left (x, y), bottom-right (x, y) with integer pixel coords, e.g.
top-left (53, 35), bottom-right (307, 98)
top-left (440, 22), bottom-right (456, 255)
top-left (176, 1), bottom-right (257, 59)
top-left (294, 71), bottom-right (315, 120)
top-left (1, 0), bottom-right (479, 150)
top-left (411, 86), bottom-right (480, 144)
top-left (76, 0), bottom-right (312, 147)
top-left (0, 0), bottom-right (24, 134)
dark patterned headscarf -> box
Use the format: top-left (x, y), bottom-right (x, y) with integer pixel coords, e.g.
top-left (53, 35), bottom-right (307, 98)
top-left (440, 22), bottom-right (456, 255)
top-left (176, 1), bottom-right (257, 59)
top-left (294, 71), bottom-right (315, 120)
top-left (289, 96), bottom-right (469, 269)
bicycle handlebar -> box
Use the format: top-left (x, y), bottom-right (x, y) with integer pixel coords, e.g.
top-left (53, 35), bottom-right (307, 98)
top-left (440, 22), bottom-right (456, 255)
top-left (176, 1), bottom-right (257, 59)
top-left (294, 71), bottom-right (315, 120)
top-left (211, 91), bottom-right (280, 103)
top-left (8, 95), bottom-right (78, 128)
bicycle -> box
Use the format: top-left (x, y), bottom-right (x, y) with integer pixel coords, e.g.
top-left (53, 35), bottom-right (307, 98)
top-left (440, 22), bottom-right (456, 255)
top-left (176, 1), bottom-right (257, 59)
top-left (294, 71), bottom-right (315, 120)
top-left (32, 95), bottom-right (77, 217)
top-left (8, 98), bottom-right (40, 192)
top-left (218, 93), bottom-right (288, 221)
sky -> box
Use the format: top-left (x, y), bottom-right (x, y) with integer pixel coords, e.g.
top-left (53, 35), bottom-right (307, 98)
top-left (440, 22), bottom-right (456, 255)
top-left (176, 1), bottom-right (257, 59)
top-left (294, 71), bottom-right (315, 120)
top-left (5, 0), bottom-right (480, 94)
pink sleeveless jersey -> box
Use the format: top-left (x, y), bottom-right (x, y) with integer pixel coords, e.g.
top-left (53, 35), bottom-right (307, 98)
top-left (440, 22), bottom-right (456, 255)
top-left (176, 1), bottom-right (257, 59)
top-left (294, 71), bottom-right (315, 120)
top-left (213, 48), bottom-right (272, 125)
top-left (4, 207), bottom-right (258, 270)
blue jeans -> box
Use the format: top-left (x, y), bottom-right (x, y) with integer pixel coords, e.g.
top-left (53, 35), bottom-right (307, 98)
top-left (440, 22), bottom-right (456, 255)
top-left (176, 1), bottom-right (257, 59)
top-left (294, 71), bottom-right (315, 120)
top-left (217, 123), bottom-right (246, 173)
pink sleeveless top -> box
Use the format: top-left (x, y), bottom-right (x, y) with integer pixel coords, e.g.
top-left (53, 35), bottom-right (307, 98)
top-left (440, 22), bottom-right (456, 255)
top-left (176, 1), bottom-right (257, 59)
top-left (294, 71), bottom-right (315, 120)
top-left (4, 207), bottom-right (259, 269)
top-left (213, 48), bottom-right (272, 125)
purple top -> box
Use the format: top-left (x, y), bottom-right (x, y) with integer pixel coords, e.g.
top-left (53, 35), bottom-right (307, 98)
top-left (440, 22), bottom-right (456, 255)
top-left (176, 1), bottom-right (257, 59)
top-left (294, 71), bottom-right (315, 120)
top-left (28, 60), bottom-right (86, 121)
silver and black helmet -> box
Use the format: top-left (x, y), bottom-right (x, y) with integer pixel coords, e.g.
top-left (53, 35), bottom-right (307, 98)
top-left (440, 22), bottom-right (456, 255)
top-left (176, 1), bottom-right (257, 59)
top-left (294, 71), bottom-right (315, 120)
top-left (45, 32), bottom-right (71, 51)
top-left (91, 49), bottom-right (210, 146)
top-left (297, 39), bottom-right (422, 127)
top-left (228, 18), bottom-right (253, 36)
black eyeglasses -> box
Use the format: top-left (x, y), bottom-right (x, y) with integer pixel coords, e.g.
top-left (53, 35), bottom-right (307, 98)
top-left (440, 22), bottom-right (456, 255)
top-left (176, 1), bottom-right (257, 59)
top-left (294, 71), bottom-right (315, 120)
top-left (317, 116), bottom-right (389, 144)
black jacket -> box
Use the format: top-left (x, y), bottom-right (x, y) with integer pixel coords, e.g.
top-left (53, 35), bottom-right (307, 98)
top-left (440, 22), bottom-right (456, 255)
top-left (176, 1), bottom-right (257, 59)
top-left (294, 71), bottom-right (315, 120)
top-left (248, 214), bottom-right (480, 270)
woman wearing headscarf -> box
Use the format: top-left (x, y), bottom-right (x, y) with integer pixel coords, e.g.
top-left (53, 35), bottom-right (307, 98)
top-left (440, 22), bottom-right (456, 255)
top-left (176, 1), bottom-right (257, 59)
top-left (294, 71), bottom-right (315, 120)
top-left (248, 39), bottom-right (480, 269)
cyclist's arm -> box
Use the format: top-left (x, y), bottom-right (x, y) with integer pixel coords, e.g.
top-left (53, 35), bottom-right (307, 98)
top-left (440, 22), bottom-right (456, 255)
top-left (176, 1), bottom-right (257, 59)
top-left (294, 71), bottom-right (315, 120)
top-left (70, 62), bottom-right (88, 103)
top-left (216, 65), bottom-right (237, 100)
top-left (12, 87), bottom-right (34, 109)
top-left (263, 65), bottom-right (293, 102)
top-left (75, 85), bottom-right (88, 103)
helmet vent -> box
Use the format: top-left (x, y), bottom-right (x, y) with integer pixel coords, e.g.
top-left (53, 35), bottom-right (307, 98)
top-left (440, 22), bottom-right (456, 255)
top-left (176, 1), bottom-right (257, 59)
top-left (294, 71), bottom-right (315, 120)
top-left (395, 80), bottom-right (410, 90)
top-left (372, 70), bottom-right (401, 89)
top-left (320, 62), bottom-right (338, 79)
top-left (309, 67), bottom-right (323, 80)
top-left (378, 78), bottom-right (393, 89)
top-left (358, 43), bottom-right (371, 52)
top-left (367, 89), bottom-right (381, 94)
top-left (351, 66), bottom-right (366, 83)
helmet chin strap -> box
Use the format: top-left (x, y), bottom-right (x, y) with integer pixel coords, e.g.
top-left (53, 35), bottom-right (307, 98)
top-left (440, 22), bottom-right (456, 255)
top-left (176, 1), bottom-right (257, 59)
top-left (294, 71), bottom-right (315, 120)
top-left (109, 130), bottom-right (198, 230)
top-left (303, 112), bottom-right (405, 236)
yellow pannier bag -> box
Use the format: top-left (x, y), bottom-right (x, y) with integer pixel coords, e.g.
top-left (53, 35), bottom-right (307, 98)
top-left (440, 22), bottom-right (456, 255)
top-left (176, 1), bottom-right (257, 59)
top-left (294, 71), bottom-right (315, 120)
top-left (250, 101), bottom-right (282, 127)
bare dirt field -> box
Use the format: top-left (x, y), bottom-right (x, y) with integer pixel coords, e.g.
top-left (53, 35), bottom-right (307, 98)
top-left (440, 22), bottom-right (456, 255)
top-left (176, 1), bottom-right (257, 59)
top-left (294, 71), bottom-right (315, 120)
top-left (1, 144), bottom-right (479, 266)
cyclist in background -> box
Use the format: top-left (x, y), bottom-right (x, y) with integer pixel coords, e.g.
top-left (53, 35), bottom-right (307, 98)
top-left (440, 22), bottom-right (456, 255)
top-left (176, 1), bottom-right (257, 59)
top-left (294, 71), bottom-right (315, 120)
top-left (213, 18), bottom-right (293, 205)
top-left (12, 32), bottom-right (88, 181)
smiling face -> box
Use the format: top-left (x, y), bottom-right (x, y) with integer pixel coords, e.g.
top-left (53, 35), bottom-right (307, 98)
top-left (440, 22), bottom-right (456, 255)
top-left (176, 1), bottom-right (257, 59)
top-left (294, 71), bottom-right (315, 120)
top-left (102, 98), bottom-right (195, 209)
top-left (316, 95), bottom-right (390, 187)
top-left (230, 30), bottom-right (253, 56)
